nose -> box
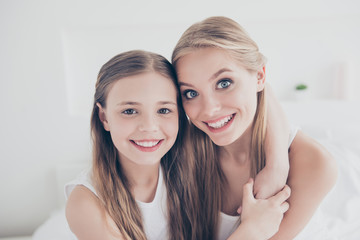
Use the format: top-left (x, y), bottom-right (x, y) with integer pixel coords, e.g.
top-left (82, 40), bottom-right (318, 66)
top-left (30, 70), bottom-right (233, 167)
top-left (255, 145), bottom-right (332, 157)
top-left (201, 94), bottom-right (221, 118)
top-left (138, 113), bottom-right (159, 132)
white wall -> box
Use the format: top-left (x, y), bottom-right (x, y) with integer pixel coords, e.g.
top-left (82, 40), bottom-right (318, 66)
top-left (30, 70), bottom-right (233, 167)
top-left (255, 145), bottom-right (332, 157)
top-left (1, 0), bottom-right (359, 237)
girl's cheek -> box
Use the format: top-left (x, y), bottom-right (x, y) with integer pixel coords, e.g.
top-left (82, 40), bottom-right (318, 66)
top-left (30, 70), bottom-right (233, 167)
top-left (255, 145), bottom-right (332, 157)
top-left (162, 117), bottom-right (179, 136)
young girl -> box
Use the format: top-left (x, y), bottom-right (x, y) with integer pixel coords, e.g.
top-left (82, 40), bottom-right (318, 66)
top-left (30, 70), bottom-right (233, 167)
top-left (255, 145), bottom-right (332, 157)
top-left (172, 16), bottom-right (337, 240)
top-left (64, 50), bottom-right (291, 240)
top-left (65, 50), bottom-right (199, 240)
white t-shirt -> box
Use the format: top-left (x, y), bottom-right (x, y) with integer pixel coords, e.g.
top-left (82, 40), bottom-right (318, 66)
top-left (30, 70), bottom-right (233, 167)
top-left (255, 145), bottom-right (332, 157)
top-left (64, 167), bottom-right (168, 240)
top-left (217, 125), bottom-right (303, 240)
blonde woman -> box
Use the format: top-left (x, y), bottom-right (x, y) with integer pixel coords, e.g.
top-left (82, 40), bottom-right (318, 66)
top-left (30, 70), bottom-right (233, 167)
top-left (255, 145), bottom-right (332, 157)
top-left (172, 16), bottom-right (337, 240)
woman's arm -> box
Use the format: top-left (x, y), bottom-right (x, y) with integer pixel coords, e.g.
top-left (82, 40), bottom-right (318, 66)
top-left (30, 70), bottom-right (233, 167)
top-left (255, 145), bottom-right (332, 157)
top-left (254, 84), bottom-right (290, 199)
top-left (66, 185), bottom-right (123, 240)
top-left (228, 179), bottom-right (291, 240)
top-left (269, 131), bottom-right (337, 239)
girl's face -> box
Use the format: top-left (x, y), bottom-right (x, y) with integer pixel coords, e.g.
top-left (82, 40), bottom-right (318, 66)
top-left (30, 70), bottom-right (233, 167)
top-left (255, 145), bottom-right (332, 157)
top-left (176, 48), bottom-right (265, 146)
top-left (98, 72), bottom-right (179, 166)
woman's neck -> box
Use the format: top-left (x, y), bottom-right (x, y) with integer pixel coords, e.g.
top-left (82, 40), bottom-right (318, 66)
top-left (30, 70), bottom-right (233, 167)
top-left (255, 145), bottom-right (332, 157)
top-left (219, 125), bottom-right (253, 164)
top-left (218, 125), bottom-right (253, 215)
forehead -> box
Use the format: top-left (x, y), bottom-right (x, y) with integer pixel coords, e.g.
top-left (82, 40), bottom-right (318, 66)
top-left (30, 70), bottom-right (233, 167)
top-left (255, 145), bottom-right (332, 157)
top-left (106, 71), bottom-right (177, 105)
top-left (176, 48), bottom-right (238, 81)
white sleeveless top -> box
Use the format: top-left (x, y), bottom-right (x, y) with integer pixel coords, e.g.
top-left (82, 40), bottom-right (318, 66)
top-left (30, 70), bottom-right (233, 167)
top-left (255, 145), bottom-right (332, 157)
top-left (217, 125), bottom-right (300, 240)
top-left (65, 167), bottom-right (168, 240)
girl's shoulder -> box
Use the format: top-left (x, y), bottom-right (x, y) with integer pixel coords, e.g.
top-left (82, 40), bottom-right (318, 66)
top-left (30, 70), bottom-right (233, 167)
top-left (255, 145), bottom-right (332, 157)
top-left (66, 185), bottom-right (123, 240)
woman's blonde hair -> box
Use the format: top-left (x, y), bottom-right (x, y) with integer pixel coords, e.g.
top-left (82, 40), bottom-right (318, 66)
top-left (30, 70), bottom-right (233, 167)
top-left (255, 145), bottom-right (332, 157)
top-left (91, 50), bottom-right (200, 240)
top-left (172, 16), bottom-right (267, 239)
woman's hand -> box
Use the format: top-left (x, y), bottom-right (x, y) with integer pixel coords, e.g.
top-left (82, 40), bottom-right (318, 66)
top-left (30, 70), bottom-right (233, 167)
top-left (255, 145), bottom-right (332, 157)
top-left (229, 178), bottom-right (291, 240)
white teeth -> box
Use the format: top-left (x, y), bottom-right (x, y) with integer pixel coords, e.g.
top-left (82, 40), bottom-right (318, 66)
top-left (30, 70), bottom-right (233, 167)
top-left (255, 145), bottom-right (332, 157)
top-left (134, 140), bottom-right (159, 147)
top-left (207, 115), bottom-right (233, 129)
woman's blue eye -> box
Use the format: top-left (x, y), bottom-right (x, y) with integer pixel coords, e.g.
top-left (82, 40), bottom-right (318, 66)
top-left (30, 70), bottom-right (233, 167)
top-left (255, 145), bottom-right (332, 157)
top-left (158, 108), bottom-right (170, 114)
top-left (217, 79), bottom-right (232, 89)
top-left (184, 90), bottom-right (199, 99)
top-left (122, 109), bottom-right (137, 115)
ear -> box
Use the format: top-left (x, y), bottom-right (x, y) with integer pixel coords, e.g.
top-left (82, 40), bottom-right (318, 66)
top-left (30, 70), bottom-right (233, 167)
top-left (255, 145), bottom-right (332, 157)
top-left (96, 103), bottom-right (110, 131)
top-left (256, 66), bottom-right (266, 92)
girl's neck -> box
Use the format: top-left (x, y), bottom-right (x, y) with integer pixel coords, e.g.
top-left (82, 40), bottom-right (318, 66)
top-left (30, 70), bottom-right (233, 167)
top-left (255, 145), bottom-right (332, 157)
top-left (120, 158), bottom-right (161, 203)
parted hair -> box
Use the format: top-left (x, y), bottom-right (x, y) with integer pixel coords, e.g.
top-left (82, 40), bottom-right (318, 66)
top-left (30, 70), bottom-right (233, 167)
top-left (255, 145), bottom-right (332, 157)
top-left (172, 16), bottom-right (268, 239)
top-left (91, 50), bottom-right (200, 240)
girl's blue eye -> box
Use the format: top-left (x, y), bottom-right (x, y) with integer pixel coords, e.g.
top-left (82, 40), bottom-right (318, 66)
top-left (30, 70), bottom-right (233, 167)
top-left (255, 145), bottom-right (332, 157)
top-left (122, 109), bottom-right (137, 115)
top-left (217, 79), bottom-right (232, 89)
top-left (158, 108), bottom-right (171, 114)
top-left (183, 90), bottom-right (199, 99)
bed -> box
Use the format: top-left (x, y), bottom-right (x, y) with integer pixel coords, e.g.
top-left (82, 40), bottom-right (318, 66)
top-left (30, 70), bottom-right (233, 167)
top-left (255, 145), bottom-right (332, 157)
top-left (30, 100), bottom-right (360, 240)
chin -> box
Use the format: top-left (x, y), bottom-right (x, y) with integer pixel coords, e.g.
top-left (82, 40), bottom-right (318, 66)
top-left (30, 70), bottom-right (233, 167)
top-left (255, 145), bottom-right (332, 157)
top-left (136, 159), bottom-right (162, 166)
top-left (210, 137), bottom-right (235, 147)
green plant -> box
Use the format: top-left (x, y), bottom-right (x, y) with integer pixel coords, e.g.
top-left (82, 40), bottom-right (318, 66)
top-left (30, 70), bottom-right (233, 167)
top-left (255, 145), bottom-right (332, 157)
top-left (295, 84), bottom-right (308, 91)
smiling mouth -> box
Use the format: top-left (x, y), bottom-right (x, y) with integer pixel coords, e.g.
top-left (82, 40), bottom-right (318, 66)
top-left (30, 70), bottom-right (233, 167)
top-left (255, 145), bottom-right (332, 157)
top-left (205, 114), bottom-right (235, 129)
top-left (130, 139), bottom-right (163, 152)
top-left (133, 140), bottom-right (160, 147)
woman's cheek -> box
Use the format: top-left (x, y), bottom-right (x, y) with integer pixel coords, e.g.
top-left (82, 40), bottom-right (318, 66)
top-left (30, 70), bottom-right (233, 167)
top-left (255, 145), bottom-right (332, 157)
top-left (183, 102), bottom-right (198, 121)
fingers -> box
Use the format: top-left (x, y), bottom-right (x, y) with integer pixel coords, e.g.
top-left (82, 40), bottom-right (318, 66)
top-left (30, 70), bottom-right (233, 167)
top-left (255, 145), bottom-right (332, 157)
top-left (253, 179), bottom-right (259, 197)
top-left (280, 201), bottom-right (290, 213)
top-left (242, 178), bottom-right (255, 202)
top-left (237, 206), bottom-right (242, 214)
top-left (271, 185), bottom-right (291, 204)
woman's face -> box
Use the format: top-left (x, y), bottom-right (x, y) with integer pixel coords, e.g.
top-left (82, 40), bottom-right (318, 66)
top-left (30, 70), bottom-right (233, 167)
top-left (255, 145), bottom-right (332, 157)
top-left (98, 71), bottom-right (179, 166)
top-left (176, 48), bottom-right (265, 146)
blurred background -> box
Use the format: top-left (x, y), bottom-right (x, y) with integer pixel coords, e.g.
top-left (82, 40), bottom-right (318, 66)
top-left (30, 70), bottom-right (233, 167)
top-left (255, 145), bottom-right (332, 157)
top-left (1, 0), bottom-right (360, 237)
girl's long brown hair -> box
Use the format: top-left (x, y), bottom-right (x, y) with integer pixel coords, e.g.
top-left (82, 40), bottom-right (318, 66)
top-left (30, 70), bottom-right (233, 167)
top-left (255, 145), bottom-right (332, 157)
top-left (172, 16), bottom-right (268, 239)
top-left (91, 50), bottom-right (200, 240)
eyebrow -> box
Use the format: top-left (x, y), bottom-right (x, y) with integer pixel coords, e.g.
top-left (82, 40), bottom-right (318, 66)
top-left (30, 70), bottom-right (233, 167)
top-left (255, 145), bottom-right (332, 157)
top-left (211, 68), bottom-right (232, 81)
top-left (117, 101), bottom-right (177, 106)
top-left (179, 68), bottom-right (232, 87)
top-left (117, 101), bottom-right (140, 106)
top-left (158, 101), bottom-right (177, 106)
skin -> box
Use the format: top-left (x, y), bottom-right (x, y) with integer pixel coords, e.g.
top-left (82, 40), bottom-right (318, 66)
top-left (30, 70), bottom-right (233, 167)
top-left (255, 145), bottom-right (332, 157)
top-left (176, 47), bottom-right (337, 239)
top-left (254, 84), bottom-right (290, 199)
top-left (66, 68), bottom-right (291, 240)
top-left (66, 71), bottom-right (179, 240)
top-left (229, 179), bottom-right (290, 240)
